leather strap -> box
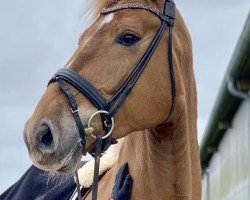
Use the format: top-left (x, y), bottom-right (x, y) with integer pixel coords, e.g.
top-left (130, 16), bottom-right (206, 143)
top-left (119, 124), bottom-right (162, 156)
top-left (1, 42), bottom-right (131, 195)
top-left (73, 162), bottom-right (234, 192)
top-left (92, 135), bottom-right (103, 200)
top-left (101, 3), bottom-right (174, 26)
top-left (74, 171), bottom-right (82, 200)
top-left (57, 78), bottom-right (86, 147)
top-left (165, 0), bottom-right (176, 117)
top-left (49, 68), bottom-right (110, 111)
top-left (167, 27), bottom-right (176, 118)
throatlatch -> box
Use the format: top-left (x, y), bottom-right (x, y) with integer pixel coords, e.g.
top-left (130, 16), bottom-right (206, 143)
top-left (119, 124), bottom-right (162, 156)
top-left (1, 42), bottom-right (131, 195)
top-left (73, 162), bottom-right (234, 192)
top-left (48, 1), bottom-right (176, 200)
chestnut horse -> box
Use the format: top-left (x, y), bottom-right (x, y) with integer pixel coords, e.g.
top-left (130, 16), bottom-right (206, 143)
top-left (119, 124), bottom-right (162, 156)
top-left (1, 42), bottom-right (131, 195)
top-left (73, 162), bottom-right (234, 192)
top-left (23, 0), bottom-right (201, 199)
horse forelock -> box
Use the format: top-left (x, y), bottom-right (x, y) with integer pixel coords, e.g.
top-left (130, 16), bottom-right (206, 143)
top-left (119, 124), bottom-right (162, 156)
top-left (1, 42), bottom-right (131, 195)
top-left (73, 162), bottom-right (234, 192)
top-left (82, 0), bottom-right (117, 22)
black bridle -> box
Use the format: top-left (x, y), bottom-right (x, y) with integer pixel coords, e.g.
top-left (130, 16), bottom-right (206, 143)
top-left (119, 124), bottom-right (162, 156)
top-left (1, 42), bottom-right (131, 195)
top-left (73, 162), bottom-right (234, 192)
top-left (48, 1), bottom-right (176, 200)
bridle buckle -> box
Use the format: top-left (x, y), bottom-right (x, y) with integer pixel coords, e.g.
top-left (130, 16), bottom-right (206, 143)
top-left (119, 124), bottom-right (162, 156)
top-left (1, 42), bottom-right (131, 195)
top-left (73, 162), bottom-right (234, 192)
top-left (70, 107), bottom-right (79, 114)
top-left (104, 120), bottom-right (109, 127)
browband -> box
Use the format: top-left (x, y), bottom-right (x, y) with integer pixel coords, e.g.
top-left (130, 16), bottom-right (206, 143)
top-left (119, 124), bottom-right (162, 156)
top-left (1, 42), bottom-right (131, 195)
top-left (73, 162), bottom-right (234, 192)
top-left (101, 2), bottom-right (175, 25)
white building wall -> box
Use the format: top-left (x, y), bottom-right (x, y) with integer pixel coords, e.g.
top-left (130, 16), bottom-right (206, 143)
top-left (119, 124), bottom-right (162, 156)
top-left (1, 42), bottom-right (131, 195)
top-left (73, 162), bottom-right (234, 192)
top-left (202, 172), bottom-right (208, 200)
top-left (202, 100), bottom-right (250, 200)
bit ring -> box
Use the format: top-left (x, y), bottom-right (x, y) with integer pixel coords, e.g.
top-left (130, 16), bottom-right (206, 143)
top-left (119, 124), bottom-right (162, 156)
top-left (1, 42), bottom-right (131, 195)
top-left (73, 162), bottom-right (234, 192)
top-left (88, 110), bottom-right (114, 139)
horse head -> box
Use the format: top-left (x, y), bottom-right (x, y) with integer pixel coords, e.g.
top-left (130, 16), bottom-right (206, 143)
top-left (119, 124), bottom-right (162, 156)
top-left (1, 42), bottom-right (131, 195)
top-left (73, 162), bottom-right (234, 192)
top-left (23, 0), bottom-right (183, 174)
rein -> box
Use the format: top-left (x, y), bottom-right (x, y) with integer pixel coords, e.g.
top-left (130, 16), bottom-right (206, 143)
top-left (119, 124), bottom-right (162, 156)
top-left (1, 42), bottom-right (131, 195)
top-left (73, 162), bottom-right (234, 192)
top-left (48, 1), bottom-right (176, 199)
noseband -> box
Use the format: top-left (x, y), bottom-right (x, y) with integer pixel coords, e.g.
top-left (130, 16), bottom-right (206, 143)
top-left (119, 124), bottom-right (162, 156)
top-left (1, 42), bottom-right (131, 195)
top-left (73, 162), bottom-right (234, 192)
top-left (48, 1), bottom-right (176, 199)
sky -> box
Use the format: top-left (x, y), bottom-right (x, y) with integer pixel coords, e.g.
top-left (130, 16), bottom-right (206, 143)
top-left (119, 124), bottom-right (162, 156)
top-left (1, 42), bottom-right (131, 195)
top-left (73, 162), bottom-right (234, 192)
top-left (0, 0), bottom-right (249, 194)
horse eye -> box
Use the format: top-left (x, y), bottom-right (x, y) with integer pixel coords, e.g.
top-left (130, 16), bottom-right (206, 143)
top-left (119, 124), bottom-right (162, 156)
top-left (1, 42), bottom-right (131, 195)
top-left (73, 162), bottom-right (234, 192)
top-left (116, 33), bottom-right (140, 47)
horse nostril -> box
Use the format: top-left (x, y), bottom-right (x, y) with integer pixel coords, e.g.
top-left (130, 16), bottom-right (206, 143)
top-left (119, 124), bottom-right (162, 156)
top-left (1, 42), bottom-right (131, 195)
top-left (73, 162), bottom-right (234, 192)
top-left (38, 125), bottom-right (54, 151)
top-left (41, 128), bottom-right (53, 146)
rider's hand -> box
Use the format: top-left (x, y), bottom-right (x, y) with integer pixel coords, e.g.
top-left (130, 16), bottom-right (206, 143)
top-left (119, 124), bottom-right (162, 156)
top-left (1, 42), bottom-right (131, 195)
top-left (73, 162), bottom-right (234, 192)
top-left (110, 162), bottom-right (133, 200)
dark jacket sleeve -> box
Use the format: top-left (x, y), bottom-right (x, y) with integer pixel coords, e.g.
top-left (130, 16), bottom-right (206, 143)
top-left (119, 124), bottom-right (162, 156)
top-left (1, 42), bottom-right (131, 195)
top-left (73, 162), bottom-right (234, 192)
top-left (0, 165), bottom-right (76, 200)
top-left (0, 162), bottom-right (132, 200)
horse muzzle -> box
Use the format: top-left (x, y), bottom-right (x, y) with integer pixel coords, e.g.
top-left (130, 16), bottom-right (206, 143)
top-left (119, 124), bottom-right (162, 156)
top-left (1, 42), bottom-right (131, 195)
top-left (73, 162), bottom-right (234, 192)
top-left (23, 117), bottom-right (83, 173)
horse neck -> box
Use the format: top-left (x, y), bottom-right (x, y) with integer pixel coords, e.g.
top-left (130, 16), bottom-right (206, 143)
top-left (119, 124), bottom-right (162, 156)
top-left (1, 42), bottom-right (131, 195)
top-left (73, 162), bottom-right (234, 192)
top-left (115, 105), bottom-right (200, 199)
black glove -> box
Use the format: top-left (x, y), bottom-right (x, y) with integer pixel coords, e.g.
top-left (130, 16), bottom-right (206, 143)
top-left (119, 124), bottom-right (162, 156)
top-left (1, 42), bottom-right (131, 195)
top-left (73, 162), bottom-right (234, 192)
top-left (111, 162), bottom-right (133, 200)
